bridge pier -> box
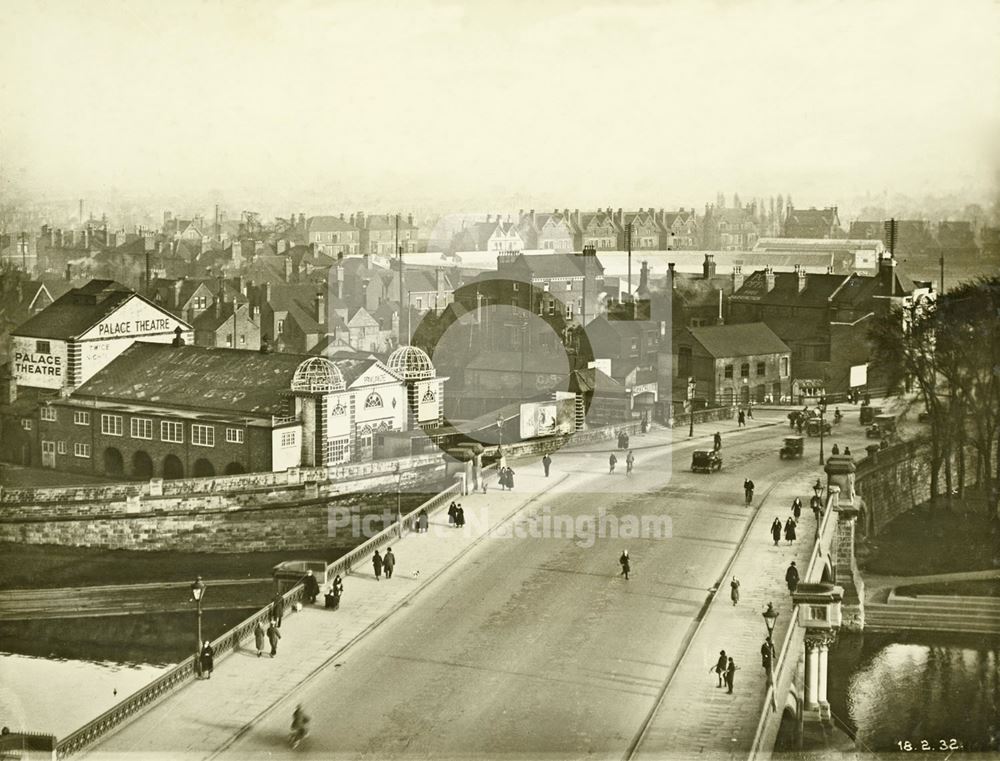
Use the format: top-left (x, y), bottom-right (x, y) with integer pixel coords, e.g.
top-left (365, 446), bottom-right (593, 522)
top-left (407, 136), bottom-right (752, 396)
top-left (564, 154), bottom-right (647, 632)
top-left (826, 455), bottom-right (866, 631)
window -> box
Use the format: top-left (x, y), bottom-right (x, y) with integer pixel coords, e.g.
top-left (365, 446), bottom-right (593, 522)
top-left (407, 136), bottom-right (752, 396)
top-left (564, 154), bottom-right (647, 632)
top-left (74, 442), bottom-right (91, 458)
top-left (226, 427), bottom-right (245, 444)
top-left (240, 335), bottom-right (246, 345)
top-left (101, 414), bottom-right (123, 436)
top-left (36, 340), bottom-right (51, 354)
top-left (740, 363), bottom-right (750, 378)
top-left (781, 357), bottom-right (789, 377)
top-left (161, 421), bottom-right (183, 443)
top-left (280, 430), bottom-right (297, 448)
top-left (565, 302), bottom-right (574, 320)
top-left (724, 364), bottom-right (734, 379)
top-left (131, 418), bottom-right (153, 440)
top-left (277, 320), bottom-right (284, 334)
top-left (21, 418), bottom-right (31, 431)
top-left (756, 362), bottom-right (766, 377)
top-left (74, 410), bottom-right (90, 426)
top-left (565, 282), bottom-right (572, 292)
top-left (548, 300), bottom-right (555, 316)
top-left (192, 424), bottom-right (215, 447)
top-left (364, 392), bottom-right (383, 409)
top-left (57, 441), bottom-right (66, 455)
top-left (416, 297), bottom-right (423, 310)
top-left (40, 406), bottom-right (57, 422)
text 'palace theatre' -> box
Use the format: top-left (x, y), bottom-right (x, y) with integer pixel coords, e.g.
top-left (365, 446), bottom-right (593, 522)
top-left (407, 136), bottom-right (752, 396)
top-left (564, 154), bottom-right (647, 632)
top-left (1, 280), bottom-right (445, 478)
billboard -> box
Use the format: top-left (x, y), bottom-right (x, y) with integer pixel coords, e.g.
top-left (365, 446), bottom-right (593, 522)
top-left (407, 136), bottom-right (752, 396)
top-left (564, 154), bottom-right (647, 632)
top-left (12, 336), bottom-right (66, 390)
top-left (849, 363), bottom-right (868, 388)
top-left (520, 394), bottom-right (576, 439)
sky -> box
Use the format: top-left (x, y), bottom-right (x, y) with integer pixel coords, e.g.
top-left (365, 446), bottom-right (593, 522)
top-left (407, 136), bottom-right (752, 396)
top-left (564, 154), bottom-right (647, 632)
top-left (1, 0), bottom-right (998, 216)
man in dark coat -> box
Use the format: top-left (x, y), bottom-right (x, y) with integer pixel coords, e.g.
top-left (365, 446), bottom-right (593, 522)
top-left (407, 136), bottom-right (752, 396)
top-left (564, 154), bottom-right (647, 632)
top-left (619, 550), bottom-right (630, 580)
top-left (792, 498), bottom-right (802, 521)
top-left (270, 593), bottom-right (284, 628)
top-left (303, 570), bottom-right (320, 604)
top-left (267, 620), bottom-right (281, 657)
top-left (744, 478), bottom-right (755, 506)
top-left (713, 432), bottom-right (722, 451)
top-left (609, 453), bottom-right (617, 474)
top-left (761, 637), bottom-right (775, 671)
top-left (712, 650), bottom-right (727, 687)
top-left (770, 518), bottom-right (782, 546)
top-left (372, 550), bottom-right (383, 581)
top-left (455, 505), bottom-right (465, 527)
top-left (506, 468), bottom-right (515, 490)
top-left (542, 454), bottom-right (552, 477)
top-left (383, 547), bottom-right (396, 579)
top-left (447, 501), bottom-right (457, 525)
top-left (737, 410), bottom-right (746, 428)
top-left (725, 657), bottom-right (738, 694)
top-left (785, 561), bottom-right (800, 593)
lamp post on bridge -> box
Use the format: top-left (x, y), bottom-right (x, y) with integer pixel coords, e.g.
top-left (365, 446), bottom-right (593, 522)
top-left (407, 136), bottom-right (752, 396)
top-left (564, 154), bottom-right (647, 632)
top-left (190, 576), bottom-right (206, 659)
top-left (812, 479), bottom-right (824, 543)
top-left (818, 395), bottom-right (828, 465)
top-left (394, 462), bottom-right (402, 537)
top-left (496, 414), bottom-right (504, 451)
top-left (762, 602), bottom-right (779, 688)
top-left (687, 377), bottom-right (696, 439)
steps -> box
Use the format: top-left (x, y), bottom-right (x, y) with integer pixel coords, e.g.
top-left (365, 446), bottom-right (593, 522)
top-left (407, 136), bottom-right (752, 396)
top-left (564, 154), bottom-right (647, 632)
top-left (866, 595), bottom-right (1000, 634)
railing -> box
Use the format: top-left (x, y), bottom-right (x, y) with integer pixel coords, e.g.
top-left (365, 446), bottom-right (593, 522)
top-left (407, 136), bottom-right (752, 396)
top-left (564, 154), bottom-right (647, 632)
top-left (747, 487), bottom-right (840, 761)
top-left (54, 474), bottom-right (465, 759)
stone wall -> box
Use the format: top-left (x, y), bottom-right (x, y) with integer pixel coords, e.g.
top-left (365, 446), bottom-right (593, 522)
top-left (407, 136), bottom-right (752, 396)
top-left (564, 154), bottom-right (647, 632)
top-left (0, 460), bottom-right (445, 552)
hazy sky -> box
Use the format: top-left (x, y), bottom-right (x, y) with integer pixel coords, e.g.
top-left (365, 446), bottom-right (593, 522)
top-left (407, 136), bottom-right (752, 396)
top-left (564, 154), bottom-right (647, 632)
top-left (1, 0), bottom-right (998, 214)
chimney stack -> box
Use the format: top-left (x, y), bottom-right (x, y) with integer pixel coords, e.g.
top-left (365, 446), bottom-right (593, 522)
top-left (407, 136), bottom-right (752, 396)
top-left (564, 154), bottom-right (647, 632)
top-left (336, 265), bottom-right (344, 299)
top-left (732, 265), bottom-right (744, 292)
top-left (264, 282), bottom-right (272, 305)
top-left (668, 262), bottom-right (676, 290)
top-left (703, 253), bottom-right (716, 279)
top-left (765, 265), bottom-right (776, 292)
top-left (316, 292), bottom-right (326, 326)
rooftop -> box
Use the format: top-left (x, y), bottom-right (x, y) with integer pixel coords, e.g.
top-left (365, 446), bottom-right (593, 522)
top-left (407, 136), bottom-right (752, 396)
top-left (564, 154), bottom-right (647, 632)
top-left (685, 323), bottom-right (790, 358)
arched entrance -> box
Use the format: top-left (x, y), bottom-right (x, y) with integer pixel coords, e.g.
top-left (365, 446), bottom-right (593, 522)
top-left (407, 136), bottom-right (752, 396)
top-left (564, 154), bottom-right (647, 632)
top-left (224, 461), bottom-right (246, 475)
top-left (774, 705), bottom-right (801, 751)
top-left (103, 447), bottom-right (125, 477)
top-left (163, 454), bottom-right (184, 480)
top-left (132, 450), bottom-right (154, 479)
top-left (193, 458), bottom-right (215, 478)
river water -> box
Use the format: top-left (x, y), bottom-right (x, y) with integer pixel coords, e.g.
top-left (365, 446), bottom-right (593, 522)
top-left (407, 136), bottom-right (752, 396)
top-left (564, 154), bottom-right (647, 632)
top-left (828, 632), bottom-right (999, 754)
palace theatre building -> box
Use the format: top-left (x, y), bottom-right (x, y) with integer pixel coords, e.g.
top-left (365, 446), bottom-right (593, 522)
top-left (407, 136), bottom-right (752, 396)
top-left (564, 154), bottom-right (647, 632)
top-left (41, 344), bottom-right (444, 478)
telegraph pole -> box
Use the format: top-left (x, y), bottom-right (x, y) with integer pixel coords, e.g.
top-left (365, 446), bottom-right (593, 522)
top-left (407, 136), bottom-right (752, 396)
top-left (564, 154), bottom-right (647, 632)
top-left (626, 221), bottom-right (633, 318)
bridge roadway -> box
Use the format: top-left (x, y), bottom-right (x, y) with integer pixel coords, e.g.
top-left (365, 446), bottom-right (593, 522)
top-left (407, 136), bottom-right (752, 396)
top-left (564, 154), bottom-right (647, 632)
top-left (88, 411), bottom-right (867, 760)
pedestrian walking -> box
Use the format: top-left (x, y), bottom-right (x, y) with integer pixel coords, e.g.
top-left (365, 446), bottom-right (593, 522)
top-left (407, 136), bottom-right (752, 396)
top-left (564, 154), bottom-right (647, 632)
top-left (737, 410), bottom-right (746, 428)
top-left (770, 517), bottom-right (782, 546)
top-left (626, 450), bottom-right (635, 476)
top-left (785, 561), bottom-right (800, 594)
top-left (383, 547), bottom-right (396, 579)
top-left (199, 640), bottom-right (215, 679)
top-left (325, 575), bottom-right (343, 610)
top-left (831, 443), bottom-right (840, 455)
top-left (372, 549), bottom-right (383, 581)
top-left (480, 476), bottom-right (488, 494)
top-left (253, 620), bottom-right (265, 657)
top-left (270, 593), bottom-right (284, 628)
top-left (417, 509), bottom-right (429, 533)
top-left (713, 431), bottom-right (722, 451)
top-left (796, 417), bottom-right (804, 434)
top-left (303, 569), bottom-right (320, 604)
top-left (448, 501), bottom-right (458, 525)
top-left (542, 453), bottom-right (552, 477)
top-left (792, 497), bottom-right (802, 521)
top-left (784, 517), bottom-right (797, 544)
top-left (730, 576), bottom-right (740, 605)
top-left (747, 406), bottom-right (754, 420)
top-left (455, 505), bottom-right (465, 527)
top-left (267, 620), bottom-right (281, 657)
top-left (619, 550), bottom-right (630, 580)
top-left (506, 467), bottom-right (515, 490)
top-left (725, 657), bottom-right (739, 694)
top-left (711, 650), bottom-right (727, 687)
top-left (622, 433), bottom-right (630, 450)
top-left (609, 453), bottom-right (617, 474)
top-left (743, 478), bottom-right (755, 507)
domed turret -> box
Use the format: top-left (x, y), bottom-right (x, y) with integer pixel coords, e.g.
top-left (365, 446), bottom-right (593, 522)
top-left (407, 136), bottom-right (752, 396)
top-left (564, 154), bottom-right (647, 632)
top-left (387, 346), bottom-right (435, 381)
top-left (290, 357), bottom-right (345, 393)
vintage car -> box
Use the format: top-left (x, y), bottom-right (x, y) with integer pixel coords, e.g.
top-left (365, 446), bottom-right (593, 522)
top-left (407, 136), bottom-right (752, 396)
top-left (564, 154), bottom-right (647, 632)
top-left (806, 417), bottom-right (832, 437)
top-left (779, 435), bottom-right (804, 459)
top-left (691, 449), bottom-right (722, 473)
top-left (859, 405), bottom-right (883, 426)
top-left (866, 414), bottom-right (897, 440)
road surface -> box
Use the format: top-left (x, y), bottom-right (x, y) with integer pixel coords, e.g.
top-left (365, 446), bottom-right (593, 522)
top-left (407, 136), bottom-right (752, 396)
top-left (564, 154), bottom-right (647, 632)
top-left (221, 414), bottom-right (821, 759)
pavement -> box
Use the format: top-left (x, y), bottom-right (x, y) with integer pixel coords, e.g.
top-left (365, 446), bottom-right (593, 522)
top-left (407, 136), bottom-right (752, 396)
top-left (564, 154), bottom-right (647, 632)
top-left (86, 415), bottom-right (864, 759)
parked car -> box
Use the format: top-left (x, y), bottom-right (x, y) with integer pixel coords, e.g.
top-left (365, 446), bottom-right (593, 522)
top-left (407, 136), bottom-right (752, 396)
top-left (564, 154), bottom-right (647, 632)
top-left (691, 450), bottom-right (722, 473)
top-left (867, 414), bottom-right (897, 440)
top-left (860, 405), bottom-right (883, 426)
top-left (806, 418), bottom-right (832, 437)
top-left (779, 435), bottom-right (804, 459)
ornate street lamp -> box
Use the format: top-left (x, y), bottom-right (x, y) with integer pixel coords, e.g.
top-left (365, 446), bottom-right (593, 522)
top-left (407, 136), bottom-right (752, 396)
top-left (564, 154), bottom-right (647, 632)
top-left (687, 377), bottom-right (696, 439)
top-left (818, 395), bottom-right (828, 465)
top-left (190, 576), bottom-right (206, 653)
top-left (496, 414), bottom-right (504, 450)
top-left (762, 602), bottom-right (779, 686)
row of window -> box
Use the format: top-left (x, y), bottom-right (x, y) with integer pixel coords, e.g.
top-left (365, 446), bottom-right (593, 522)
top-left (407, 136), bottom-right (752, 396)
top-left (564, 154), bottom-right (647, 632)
top-left (43, 410), bottom-right (246, 447)
top-left (722, 358), bottom-right (790, 378)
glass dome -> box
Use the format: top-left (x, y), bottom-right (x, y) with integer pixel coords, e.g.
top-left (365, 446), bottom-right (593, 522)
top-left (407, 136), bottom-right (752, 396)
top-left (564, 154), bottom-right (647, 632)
top-left (386, 345), bottom-right (435, 381)
top-left (291, 357), bottom-right (346, 393)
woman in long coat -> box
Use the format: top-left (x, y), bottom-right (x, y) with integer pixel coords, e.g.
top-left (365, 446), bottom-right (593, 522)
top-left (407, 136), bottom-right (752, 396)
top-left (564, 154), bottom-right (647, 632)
top-left (455, 505), bottom-right (465, 527)
top-left (770, 518), bottom-right (782, 546)
top-left (199, 640), bottom-right (215, 678)
top-left (506, 467), bottom-right (515, 490)
top-left (372, 550), bottom-right (383, 580)
top-left (447, 501), bottom-right (457, 525)
top-left (792, 497), bottom-right (802, 521)
top-left (729, 576), bottom-right (740, 606)
top-left (784, 517), bottom-right (797, 544)
top-left (253, 620), bottom-right (265, 657)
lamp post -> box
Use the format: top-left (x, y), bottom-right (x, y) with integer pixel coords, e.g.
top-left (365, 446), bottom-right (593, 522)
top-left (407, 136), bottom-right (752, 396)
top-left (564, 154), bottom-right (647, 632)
top-left (190, 576), bottom-right (206, 653)
top-left (394, 462), bottom-right (402, 537)
top-left (818, 395), bottom-right (828, 465)
top-left (762, 602), bottom-right (779, 686)
top-left (496, 414), bottom-right (504, 450)
top-left (687, 377), bottom-right (696, 439)
top-left (813, 479), bottom-right (824, 543)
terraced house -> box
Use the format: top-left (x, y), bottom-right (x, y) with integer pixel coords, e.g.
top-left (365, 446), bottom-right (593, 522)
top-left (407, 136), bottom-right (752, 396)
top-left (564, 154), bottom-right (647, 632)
top-left (306, 215), bottom-right (360, 257)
